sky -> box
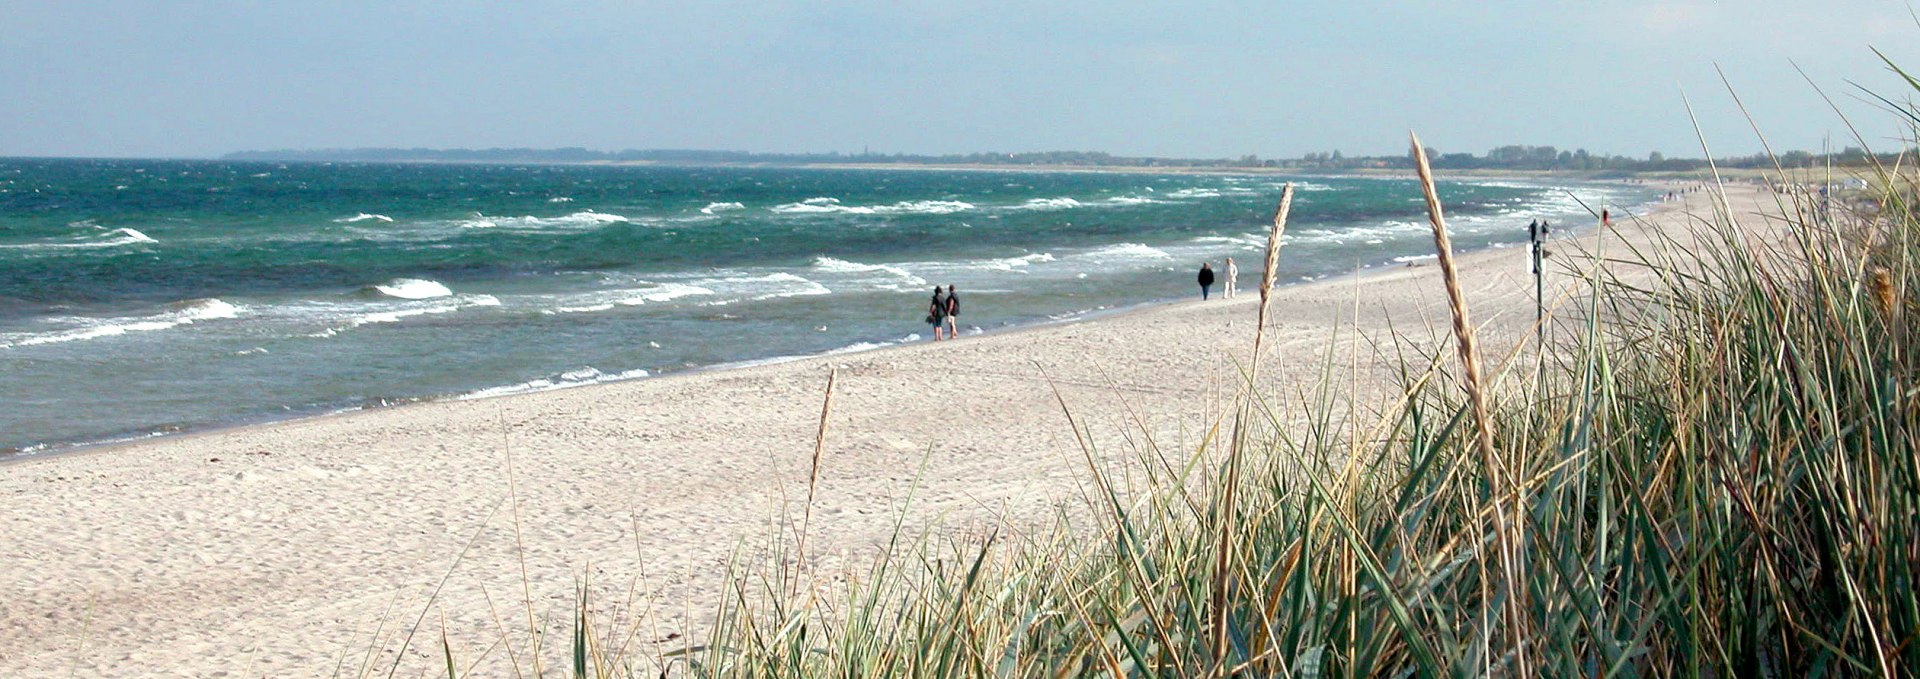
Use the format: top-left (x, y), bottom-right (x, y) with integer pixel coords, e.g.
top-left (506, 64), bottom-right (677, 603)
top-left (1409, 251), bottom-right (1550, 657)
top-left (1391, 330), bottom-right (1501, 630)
top-left (3, 1), bottom-right (1917, 160)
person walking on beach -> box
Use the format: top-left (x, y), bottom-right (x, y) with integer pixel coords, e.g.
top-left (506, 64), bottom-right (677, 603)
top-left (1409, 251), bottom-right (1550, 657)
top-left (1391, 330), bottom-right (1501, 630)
top-left (1223, 257), bottom-right (1239, 299)
top-left (1197, 262), bottom-right (1215, 300)
top-left (927, 286), bottom-right (949, 341)
top-left (943, 284), bottom-right (961, 338)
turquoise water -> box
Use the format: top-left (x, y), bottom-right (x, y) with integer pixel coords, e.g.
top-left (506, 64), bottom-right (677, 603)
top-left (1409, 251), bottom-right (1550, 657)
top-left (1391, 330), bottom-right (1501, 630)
top-left (0, 159), bottom-right (1656, 453)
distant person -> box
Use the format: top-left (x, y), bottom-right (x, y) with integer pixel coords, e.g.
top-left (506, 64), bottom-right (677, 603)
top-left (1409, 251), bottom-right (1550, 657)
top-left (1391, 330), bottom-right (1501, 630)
top-left (927, 286), bottom-right (949, 341)
top-left (1197, 262), bottom-right (1215, 300)
top-left (1223, 257), bottom-right (1239, 299)
top-left (943, 284), bottom-right (961, 338)
top-left (1601, 209), bottom-right (1611, 227)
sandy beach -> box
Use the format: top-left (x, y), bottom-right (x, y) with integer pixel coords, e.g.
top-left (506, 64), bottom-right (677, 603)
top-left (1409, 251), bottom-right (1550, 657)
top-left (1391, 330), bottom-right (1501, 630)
top-left (0, 182), bottom-right (1755, 677)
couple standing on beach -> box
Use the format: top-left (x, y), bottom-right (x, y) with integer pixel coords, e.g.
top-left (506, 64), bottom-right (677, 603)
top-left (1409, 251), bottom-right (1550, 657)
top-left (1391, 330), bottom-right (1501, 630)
top-left (926, 285), bottom-right (962, 341)
top-left (1198, 257), bottom-right (1238, 300)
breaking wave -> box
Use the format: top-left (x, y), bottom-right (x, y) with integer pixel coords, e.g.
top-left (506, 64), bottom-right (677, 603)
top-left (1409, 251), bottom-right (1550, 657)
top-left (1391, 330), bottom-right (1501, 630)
top-left (371, 278), bottom-right (453, 300)
top-left (0, 298), bottom-right (240, 349)
top-left (770, 197), bottom-right (975, 215)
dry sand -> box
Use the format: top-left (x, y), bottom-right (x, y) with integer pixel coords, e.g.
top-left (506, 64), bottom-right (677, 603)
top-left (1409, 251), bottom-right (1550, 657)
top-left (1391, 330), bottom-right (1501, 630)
top-left (0, 183), bottom-right (1765, 677)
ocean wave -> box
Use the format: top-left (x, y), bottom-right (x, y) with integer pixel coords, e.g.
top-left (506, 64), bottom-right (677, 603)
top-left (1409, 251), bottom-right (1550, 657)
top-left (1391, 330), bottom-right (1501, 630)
top-left (1290, 220), bottom-right (1429, 245)
top-left (306, 294), bottom-right (500, 337)
top-left (701, 272), bottom-right (833, 305)
top-left (811, 256), bottom-right (928, 289)
top-left (0, 227), bottom-right (157, 251)
top-left (0, 298), bottom-right (240, 349)
top-left (700, 201), bottom-right (746, 215)
top-left (371, 278), bottom-right (453, 300)
top-left (822, 332), bottom-right (926, 356)
top-left (1106, 195), bottom-right (1165, 206)
top-left (982, 252), bottom-right (1055, 270)
top-left (548, 197), bottom-right (573, 203)
top-left (1078, 242), bottom-right (1174, 261)
top-left (1166, 188), bottom-right (1222, 199)
top-left (1191, 234), bottom-right (1266, 248)
top-left (458, 366), bottom-right (651, 400)
top-left (1015, 197), bottom-right (1083, 210)
top-left (624, 282), bottom-right (715, 304)
top-left (536, 282), bottom-right (718, 313)
top-left (334, 213), bottom-right (394, 223)
top-left (770, 197), bottom-right (975, 215)
top-left (457, 211), bottom-right (631, 230)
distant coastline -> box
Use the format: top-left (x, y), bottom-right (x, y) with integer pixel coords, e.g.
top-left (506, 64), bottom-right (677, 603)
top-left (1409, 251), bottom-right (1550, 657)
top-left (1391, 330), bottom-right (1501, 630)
top-left (219, 144), bottom-right (1892, 177)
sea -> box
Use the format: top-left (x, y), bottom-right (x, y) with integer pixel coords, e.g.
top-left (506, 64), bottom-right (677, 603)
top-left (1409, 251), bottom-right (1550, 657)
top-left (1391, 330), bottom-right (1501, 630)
top-left (0, 159), bottom-right (1659, 455)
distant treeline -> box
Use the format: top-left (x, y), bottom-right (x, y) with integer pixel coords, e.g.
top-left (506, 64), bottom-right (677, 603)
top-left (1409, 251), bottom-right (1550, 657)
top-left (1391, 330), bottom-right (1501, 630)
top-left (222, 145), bottom-right (1902, 173)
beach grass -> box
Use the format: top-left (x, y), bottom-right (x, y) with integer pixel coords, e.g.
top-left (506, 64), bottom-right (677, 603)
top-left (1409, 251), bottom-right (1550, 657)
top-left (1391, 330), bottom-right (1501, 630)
top-left (382, 78), bottom-right (1919, 679)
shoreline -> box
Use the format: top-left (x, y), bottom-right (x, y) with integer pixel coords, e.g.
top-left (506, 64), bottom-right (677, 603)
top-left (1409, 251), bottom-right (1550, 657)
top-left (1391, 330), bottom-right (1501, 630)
top-left (0, 204), bottom-right (1636, 465)
top-left (0, 183), bottom-right (1716, 677)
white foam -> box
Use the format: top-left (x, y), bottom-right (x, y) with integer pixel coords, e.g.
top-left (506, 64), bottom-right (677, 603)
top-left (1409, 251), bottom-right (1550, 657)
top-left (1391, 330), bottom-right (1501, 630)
top-left (615, 283), bottom-right (715, 305)
top-left (1079, 242), bottom-right (1174, 261)
top-left (303, 294), bottom-right (497, 336)
top-left (548, 197), bottom-right (574, 203)
top-left (1393, 254), bottom-right (1439, 263)
top-left (1166, 188), bottom-right (1222, 199)
top-left (1291, 220), bottom-right (1429, 245)
top-left (1106, 196), bottom-right (1164, 205)
top-left (876, 200), bottom-right (976, 214)
top-left (811, 257), bottom-right (928, 288)
top-left (824, 341), bottom-right (892, 355)
top-left (700, 201), bottom-right (746, 215)
top-left (459, 366), bottom-right (652, 400)
top-left (1015, 197), bottom-right (1083, 210)
top-left (770, 197), bottom-right (975, 215)
top-left (0, 298), bottom-right (241, 349)
top-left (340, 301), bottom-right (462, 326)
top-left (539, 282), bottom-right (718, 315)
top-left (457, 211), bottom-right (629, 230)
top-left (0, 227), bottom-right (158, 251)
top-left (372, 278), bottom-right (453, 300)
top-left (1192, 235), bottom-right (1265, 247)
top-left (561, 211), bottom-right (630, 224)
top-left (334, 213), bottom-right (394, 223)
top-left (695, 272), bottom-right (833, 305)
top-left (982, 252), bottom-right (1055, 270)
top-left (550, 303), bottom-right (615, 315)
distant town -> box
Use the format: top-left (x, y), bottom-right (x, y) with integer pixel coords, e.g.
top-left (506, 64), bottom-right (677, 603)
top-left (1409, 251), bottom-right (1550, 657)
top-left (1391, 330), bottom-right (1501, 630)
top-left (222, 144), bottom-right (1895, 174)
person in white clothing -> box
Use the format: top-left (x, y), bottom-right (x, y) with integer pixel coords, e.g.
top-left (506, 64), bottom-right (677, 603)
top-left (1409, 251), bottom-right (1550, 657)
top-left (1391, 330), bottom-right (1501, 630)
top-left (1223, 257), bottom-right (1239, 299)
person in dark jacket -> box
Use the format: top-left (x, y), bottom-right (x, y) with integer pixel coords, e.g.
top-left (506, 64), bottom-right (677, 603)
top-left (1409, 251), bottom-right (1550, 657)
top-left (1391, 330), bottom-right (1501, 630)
top-left (1197, 262), bottom-right (1215, 300)
top-left (943, 284), bottom-right (961, 339)
top-left (927, 286), bottom-right (949, 341)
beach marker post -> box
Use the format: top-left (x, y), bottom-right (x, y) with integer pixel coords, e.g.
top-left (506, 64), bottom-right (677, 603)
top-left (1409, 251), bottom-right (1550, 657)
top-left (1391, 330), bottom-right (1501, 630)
top-left (1530, 219), bottom-right (1548, 348)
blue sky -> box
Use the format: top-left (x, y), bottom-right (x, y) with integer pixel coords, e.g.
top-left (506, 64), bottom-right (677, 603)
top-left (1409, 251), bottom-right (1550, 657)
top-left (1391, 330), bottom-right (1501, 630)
top-left (3, 1), bottom-right (1916, 159)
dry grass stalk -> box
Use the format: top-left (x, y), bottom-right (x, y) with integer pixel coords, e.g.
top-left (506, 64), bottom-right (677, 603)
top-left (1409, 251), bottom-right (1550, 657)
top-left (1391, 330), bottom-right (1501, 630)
top-left (1251, 183), bottom-right (1297, 382)
top-left (1211, 183), bottom-right (1293, 674)
top-left (1411, 133), bottom-right (1530, 676)
top-left (795, 367), bottom-right (838, 581)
